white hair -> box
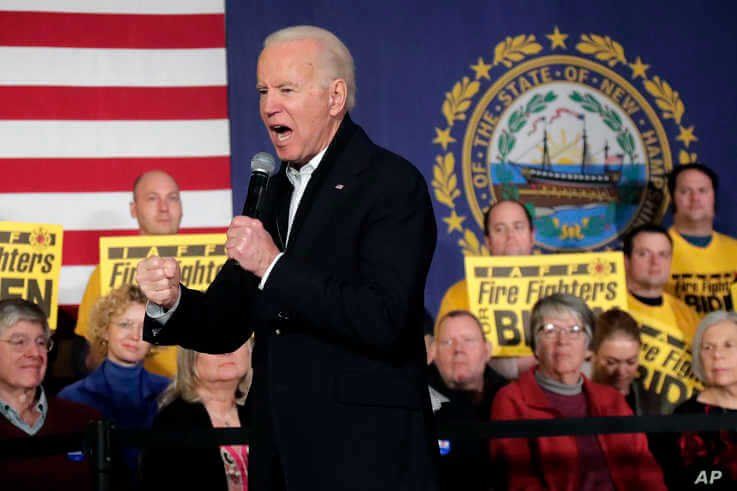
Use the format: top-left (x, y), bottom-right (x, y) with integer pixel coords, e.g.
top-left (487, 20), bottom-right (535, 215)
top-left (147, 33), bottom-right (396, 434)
top-left (0, 298), bottom-right (49, 339)
top-left (691, 310), bottom-right (737, 383)
top-left (264, 25), bottom-right (356, 111)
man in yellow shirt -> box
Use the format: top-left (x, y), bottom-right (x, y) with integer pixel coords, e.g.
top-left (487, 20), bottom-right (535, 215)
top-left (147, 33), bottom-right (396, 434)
top-left (624, 224), bottom-right (700, 413)
top-left (76, 170), bottom-right (182, 376)
top-left (437, 200), bottom-right (536, 379)
top-left (666, 163), bottom-right (737, 316)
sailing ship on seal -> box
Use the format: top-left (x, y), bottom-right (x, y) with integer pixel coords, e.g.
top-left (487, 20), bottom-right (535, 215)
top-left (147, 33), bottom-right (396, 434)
top-left (512, 117), bottom-right (623, 207)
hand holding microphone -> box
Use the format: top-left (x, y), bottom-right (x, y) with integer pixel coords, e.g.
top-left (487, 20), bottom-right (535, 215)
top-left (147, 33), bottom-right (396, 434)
top-left (227, 152), bottom-right (280, 277)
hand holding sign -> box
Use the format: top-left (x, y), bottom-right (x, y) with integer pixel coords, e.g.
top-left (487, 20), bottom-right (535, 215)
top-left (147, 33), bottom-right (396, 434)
top-left (135, 256), bottom-right (180, 309)
top-left (225, 216), bottom-right (279, 278)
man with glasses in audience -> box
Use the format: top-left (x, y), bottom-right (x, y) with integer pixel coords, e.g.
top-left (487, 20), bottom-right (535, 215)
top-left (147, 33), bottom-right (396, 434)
top-left (428, 310), bottom-right (507, 491)
top-left (0, 298), bottom-right (99, 490)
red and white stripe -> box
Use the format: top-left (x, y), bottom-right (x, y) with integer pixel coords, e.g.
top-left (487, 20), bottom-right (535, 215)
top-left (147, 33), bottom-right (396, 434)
top-left (0, 1), bottom-right (232, 307)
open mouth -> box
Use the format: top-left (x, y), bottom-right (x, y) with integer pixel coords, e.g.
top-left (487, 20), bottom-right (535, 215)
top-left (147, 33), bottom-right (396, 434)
top-left (270, 124), bottom-right (293, 142)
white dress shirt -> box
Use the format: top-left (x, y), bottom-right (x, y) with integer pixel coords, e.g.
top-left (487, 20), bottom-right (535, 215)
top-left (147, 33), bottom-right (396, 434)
top-left (257, 146), bottom-right (327, 289)
top-left (148, 147), bottom-right (329, 321)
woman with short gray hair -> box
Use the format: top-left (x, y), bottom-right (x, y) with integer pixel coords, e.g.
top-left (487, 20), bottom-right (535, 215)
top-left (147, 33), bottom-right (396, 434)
top-left (491, 293), bottom-right (666, 490)
top-left (662, 310), bottom-right (737, 487)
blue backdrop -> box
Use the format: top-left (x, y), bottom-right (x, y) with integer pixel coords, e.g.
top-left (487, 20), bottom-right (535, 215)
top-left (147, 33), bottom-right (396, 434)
top-left (225, 1), bottom-right (737, 316)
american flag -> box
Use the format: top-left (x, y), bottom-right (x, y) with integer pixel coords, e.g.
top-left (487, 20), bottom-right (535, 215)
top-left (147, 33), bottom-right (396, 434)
top-left (0, 1), bottom-right (233, 311)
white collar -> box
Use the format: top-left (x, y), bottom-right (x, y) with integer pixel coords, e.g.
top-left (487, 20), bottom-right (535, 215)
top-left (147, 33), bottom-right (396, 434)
top-left (285, 146), bottom-right (328, 185)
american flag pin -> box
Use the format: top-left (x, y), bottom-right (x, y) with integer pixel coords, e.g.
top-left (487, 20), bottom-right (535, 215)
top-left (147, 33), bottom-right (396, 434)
top-left (335, 184), bottom-right (344, 190)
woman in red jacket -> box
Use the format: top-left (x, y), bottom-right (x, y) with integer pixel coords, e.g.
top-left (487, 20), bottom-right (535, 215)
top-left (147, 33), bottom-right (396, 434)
top-left (490, 293), bottom-right (666, 491)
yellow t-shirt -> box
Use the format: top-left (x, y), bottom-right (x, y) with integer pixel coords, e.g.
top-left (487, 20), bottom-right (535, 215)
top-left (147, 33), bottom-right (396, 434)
top-left (666, 227), bottom-right (737, 317)
top-left (77, 265), bottom-right (177, 378)
top-left (627, 291), bottom-right (701, 414)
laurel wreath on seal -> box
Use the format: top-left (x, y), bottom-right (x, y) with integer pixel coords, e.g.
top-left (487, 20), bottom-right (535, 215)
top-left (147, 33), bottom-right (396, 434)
top-left (644, 77), bottom-right (685, 124)
top-left (493, 35), bottom-right (543, 68)
top-left (576, 34), bottom-right (626, 67)
top-left (432, 30), bottom-right (698, 256)
top-left (568, 91), bottom-right (637, 162)
top-left (498, 91), bottom-right (558, 162)
top-left (441, 76), bottom-right (480, 127)
top-left (575, 36), bottom-right (694, 165)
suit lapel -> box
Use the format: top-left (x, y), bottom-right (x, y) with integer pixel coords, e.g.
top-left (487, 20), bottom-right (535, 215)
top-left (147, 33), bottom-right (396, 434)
top-left (262, 169), bottom-right (291, 251)
top-left (275, 177), bottom-right (291, 251)
top-left (285, 114), bottom-right (368, 251)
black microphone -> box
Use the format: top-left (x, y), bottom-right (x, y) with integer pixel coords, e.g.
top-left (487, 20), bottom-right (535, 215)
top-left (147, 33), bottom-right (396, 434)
top-left (242, 152), bottom-right (277, 218)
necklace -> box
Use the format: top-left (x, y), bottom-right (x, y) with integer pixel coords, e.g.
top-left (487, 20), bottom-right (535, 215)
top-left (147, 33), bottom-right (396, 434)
top-left (207, 407), bottom-right (239, 428)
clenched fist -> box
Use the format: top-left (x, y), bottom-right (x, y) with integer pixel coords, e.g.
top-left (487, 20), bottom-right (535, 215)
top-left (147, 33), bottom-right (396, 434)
top-left (225, 216), bottom-right (280, 277)
top-left (135, 256), bottom-right (181, 309)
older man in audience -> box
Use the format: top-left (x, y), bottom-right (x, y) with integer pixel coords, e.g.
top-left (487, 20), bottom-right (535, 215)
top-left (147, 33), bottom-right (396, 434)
top-left (0, 299), bottom-right (99, 490)
top-left (666, 163), bottom-right (737, 316)
top-left (77, 170), bottom-right (183, 376)
top-left (624, 223), bottom-right (700, 413)
top-left (438, 199), bottom-right (537, 379)
top-left (428, 310), bottom-right (506, 491)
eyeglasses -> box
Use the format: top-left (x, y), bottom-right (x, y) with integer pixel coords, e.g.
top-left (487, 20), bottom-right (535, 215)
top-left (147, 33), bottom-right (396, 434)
top-left (114, 320), bottom-right (143, 331)
top-left (0, 336), bottom-right (54, 352)
top-left (436, 337), bottom-right (483, 350)
top-left (536, 323), bottom-right (586, 340)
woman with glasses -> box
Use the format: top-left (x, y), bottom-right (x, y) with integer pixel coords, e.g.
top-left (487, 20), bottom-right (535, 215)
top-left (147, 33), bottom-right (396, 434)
top-left (490, 293), bottom-right (666, 491)
top-left (0, 298), bottom-right (99, 490)
top-left (58, 284), bottom-right (169, 486)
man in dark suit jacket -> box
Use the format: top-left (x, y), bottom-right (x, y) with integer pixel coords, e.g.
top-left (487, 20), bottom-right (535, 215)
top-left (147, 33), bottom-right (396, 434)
top-left (136, 26), bottom-right (438, 491)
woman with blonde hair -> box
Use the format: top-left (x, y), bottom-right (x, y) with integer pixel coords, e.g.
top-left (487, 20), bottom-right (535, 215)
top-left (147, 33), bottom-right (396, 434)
top-left (142, 338), bottom-right (253, 491)
top-left (59, 284), bottom-right (168, 485)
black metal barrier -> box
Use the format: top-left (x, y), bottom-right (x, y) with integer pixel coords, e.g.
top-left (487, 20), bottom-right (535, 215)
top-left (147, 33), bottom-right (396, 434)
top-left (2, 413), bottom-right (737, 491)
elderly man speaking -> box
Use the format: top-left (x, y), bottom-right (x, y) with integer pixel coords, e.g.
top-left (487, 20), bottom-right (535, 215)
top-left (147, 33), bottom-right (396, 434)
top-left (136, 26), bottom-right (437, 491)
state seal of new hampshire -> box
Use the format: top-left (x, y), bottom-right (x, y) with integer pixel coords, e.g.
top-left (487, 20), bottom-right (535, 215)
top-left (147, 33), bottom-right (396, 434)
top-left (432, 28), bottom-right (699, 253)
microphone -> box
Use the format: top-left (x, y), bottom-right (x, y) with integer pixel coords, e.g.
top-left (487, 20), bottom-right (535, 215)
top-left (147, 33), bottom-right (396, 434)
top-left (242, 152), bottom-right (277, 218)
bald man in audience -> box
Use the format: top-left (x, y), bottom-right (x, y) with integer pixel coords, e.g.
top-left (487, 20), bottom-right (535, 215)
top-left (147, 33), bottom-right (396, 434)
top-left (437, 199), bottom-right (537, 379)
top-left (76, 170), bottom-right (182, 376)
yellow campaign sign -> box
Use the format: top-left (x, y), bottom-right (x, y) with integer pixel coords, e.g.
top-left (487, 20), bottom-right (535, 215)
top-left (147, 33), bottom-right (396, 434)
top-left (465, 251), bottom-right (627, 357)
top-left (99, 234), bottom-right (227, 296)
top-left (0, 221), bottom-right (63, 328)
top-left (628, 307), bottom-right (702, 413)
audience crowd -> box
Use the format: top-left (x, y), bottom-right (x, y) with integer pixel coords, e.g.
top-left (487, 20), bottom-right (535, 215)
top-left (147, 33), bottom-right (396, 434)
top-left (2, 163), bottom-right (736, 490)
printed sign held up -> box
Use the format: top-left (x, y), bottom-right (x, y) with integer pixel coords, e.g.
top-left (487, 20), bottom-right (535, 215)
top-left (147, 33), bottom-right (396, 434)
top-left (99, 234), bottom-right (228, 296)
top-left (0, 222), bottom-right (63, 328)
top-left (465, 251), bottom-right (627, 356)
